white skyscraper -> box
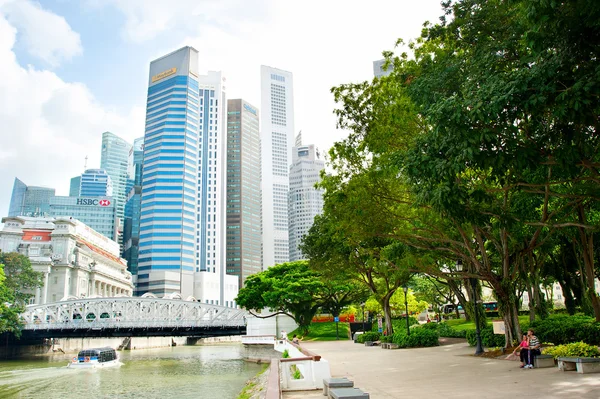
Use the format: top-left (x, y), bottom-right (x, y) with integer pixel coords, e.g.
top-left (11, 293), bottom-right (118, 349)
top-left (260, 66), bottom-right (295, 269)
top-left (288, 137), bottom-right (325, 261)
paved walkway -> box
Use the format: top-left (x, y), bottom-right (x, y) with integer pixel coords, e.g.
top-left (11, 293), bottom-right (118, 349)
top-left (283, 339), bottom-right (600, 399)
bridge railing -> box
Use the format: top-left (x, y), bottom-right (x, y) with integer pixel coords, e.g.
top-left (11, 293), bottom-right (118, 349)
top-left (22, 319), bottom-right (245, 331)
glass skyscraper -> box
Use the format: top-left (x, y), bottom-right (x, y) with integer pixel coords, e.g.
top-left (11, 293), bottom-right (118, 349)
top-left (69, 176), bottom-right (81, 196)
top-left (80, 169), bottom-right (113, 197)
top-left (288, 139), bottom-right (325, 261)
top-left (226, 99), bottom-right (262, 288)
top-left (48, 196), bottom-right (117, 240)
top-left (123, 137), bottom-right (144, 284)
top-left (137, 47), bottom-right (200, 296)
top-left (8, 178), bottom-right (55, 217)
top-left (100, 132), bottom-right (132, 243)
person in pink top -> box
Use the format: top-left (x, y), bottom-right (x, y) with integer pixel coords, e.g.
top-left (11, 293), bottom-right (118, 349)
top-left (511, 334), bottom-right (529, 368)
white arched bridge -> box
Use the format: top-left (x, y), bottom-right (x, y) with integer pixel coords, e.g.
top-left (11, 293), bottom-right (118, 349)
top-left (19, 296), bottom-right (248, 339)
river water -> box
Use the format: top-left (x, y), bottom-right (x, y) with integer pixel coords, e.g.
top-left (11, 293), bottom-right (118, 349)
top-left (0, 344), bottom-right (263, 399)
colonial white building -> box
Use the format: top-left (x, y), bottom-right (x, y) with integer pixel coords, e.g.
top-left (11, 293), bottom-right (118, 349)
top-left (0, 216), bottom-right (133, 304)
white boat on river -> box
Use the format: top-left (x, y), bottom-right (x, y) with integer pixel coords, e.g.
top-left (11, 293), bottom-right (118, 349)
top-left (68, 347), bottom-right (120, 369)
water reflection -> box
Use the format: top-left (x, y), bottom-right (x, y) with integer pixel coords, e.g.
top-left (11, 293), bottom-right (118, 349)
top-left (0, 344), bottom-right (261, 399)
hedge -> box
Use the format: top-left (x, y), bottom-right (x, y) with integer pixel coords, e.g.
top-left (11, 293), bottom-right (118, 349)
top-left (357, 332), bottom-right (381, 343)
top-left (543, 342), bottom-right (600, 359)
top-left (466, 327), bottom-right (505, 348)
top-left (529, 314), bottom-right (600, 345)
top-left (391, 327), bottom-right (439, 348)
top-left (421, 322), bottom-right (467, 338)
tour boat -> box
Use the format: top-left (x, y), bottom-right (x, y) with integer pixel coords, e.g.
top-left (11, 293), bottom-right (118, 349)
top-left (68, 347), bottom-right (120, 368)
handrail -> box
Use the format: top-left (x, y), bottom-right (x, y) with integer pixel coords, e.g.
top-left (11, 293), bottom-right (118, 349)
top-left (265, 358), bottom-right (281, 399)
top-left (289, 341), bottom-right (321, 361)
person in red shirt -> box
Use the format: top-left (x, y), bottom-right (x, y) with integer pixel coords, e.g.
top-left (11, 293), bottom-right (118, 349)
top-left (512, 334), bottom-right (529, 368)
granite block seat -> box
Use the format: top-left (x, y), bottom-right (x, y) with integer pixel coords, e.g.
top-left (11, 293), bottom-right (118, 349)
top-left (329, 387), bottom-right (370, 399)
top-left (323, 378), bottom-right (354, 396)
top-left (534, 354), bottom-right (554, 368)
top-left (558, 357), bottom-right (600, 374)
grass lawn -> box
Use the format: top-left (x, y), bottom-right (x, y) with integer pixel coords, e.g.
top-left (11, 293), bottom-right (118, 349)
top-left (445, 316), bottom-right (531, 331)
top-left (290, 321), bottom-right (350, 341)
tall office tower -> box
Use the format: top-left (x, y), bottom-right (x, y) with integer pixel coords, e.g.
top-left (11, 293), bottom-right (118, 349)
top-left (138, 47), bottom-right (200, 297)
top-left (100, 132), bottom-right (132, 243)
top-left (226, 99), bottom-right (262, 289)
top-left (80, 169), bottom-right (113, 197)
top-left (288, 137), bottom-right (325, 261)
top-left (260, 66), bottom-right (295, 269)
top-left (195, 71), bottom-right (238, 307)
top-left (373, 59), bottom-right (393, 78)
top-left (123, 137), bottom-right (144, 283)
top-left (69, 176), bottom-right (81, 196)
top-left (48, 195), bottom-right (117, 240)
top-left (8, 178), bottom-right (55, 217)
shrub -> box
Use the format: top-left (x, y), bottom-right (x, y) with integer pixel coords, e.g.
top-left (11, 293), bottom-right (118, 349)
top-left (380, 335), bottom-right (393, 343)
top-left (371, 317), bottom-right (419, 333)
top-left (466, 327), bottom-right (505, 348)
top-left (438, 322), bottom-right (467, 338)
top-left (530, 314), bottom-right (600, 345)
top-left (357, 332), bottom-right (381, 343)
top-left (282, 349), bottom-right (290, 358)
top-left (542, 342), bottom-right (600, 359)
top-left (392, 327), bottom-right (439, 348)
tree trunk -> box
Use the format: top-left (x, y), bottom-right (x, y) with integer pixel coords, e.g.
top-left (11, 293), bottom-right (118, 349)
top-left (382, 295), bottom-right (394, 335)
top-left (527, 284), bottom-right (535, 323)
top-left (492, 279), bottom-right (520, 348)
top-left (577, 205), bottom-right (600, 321)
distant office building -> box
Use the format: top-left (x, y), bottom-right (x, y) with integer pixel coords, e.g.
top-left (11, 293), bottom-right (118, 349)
top-left (69, 176), bottom-right (81, 196)
top-left (260, 66), bottom-right (295, 269)
top-left (226, 99), bottom-right (262, 288)
top-left (8, 178), bottom-right (55, 217)
top-left (100, 132), bottom-right (132, 243)
top-left (0, 216), bottom-right (133, 305)
top-left (80, 169), bottom-right (113, 197)
top-left (138, 46), bottom-right (237, 305)
top-left (373, 59), bottom-right (393, 77)
top-left (288, 138), bottom-right (325, 261)
top-left (48, 196), bottom-right (117, 241)
top-left (123, 137), bottom-right (144, 282)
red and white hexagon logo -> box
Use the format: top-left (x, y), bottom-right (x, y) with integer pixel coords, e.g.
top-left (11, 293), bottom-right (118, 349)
top-left (99, 199), bottom-right (111, 207)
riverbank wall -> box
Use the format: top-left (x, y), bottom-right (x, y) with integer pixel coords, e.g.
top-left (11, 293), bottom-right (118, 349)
top-left (0, 335), bottom-right (239, 358)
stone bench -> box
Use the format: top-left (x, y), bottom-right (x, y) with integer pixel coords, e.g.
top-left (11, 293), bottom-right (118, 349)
top-left (558, 357), bottom-right (600, 374)
top-left (329, 387), bottom-right (370, 399)
top-left (323, 378), bottom-right (354, 396)
top-left (381, 343), bottom-right (399, 349)
top-left (534, 354), bottom-right (554, 368)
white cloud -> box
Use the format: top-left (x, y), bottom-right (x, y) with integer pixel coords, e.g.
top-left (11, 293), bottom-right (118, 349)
top-left (0, 12), bottom-right (143, 217)
top-left (1, 0), bottom-right (82, 67)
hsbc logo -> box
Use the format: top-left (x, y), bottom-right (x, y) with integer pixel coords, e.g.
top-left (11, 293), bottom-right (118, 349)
top-left (76, 198), bottom-right (111, 207)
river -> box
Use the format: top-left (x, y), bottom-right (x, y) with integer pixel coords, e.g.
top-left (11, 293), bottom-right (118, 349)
top-left (0, 344), bottom-right (263, 399)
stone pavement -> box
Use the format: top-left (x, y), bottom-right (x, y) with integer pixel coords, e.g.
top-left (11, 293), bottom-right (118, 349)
top-left (283, 339), bottom-right (600, 399)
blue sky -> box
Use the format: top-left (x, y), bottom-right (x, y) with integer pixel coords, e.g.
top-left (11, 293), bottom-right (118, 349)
top-left (0, 0), bottom-right (444, 217)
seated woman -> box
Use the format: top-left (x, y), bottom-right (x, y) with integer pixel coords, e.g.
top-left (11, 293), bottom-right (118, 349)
top-left (512, 334), bottom-right (529, 368)
top-left (292, 334), bottom-right (301, 344)
top-left (525, 329), bottom-right (541, 369)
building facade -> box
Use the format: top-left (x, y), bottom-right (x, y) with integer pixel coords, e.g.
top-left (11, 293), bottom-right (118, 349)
top-left (0, 216), bottom-right (133, 305)
top-left (80, 169), bottom-right (113, 197)
top-left (8, 178), bottom-right (55, 217)
top-left (48, 196), bottom-right (117, 241)
top-left (226, 99), bottom-right (262, 288)
top-left (123, 137), bottom-right (144, 285)
top-left (373, 59), bottom-right (393, 77)
top-left (138, 47), bottom-right (238, 305)
top-left (138, 47), bottom-right (200, 297)
top-left (260, 66), bottom-right (295, 269)
top-left (100, 131), bottom-right (132, 244)
top-left (69, 176), bottom-right (81, 196)
top-left (288, 140), bottom-right (325, 261)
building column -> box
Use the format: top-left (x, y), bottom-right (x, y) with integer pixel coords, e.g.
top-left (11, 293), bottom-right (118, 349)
top-left (34, 287), bottom-right (41, 305)
top-left (42, 271), bottom-right (49, 304)
top-left (63, 268), bottom-right (71, 299)
top-left (90, 277), bottom-right (96, 296)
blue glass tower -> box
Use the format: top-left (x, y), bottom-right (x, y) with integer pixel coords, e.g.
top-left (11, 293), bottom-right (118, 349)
top-left (137, 47), bottom-right (200, 296)
top-left (80, 169), bottom-right (113, 197)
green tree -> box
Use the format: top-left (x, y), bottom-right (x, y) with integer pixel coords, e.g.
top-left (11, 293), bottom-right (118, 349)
top-left (235, 261), bottom-right (360, 335)
top-left (0, 252), bottom-right (43, 306)
top-left (0, 264), bottom-right (23, 336)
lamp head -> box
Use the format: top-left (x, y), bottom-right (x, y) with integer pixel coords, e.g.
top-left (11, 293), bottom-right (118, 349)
top-left (456, 259), bottom-right (463, 272)
top-left (402, 286), bottom-right (408, 294)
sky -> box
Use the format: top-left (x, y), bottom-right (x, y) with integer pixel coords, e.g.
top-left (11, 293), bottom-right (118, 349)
top-left (0, 0), bottom-right (445, 217)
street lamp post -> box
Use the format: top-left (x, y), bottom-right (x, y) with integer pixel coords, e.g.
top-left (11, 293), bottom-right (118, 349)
top-left (361, 302), bottom-right (366, 332)
top-left (402, 286), bottom-right (410, 336)
top-left (456, 260), bottom-right (484, 355)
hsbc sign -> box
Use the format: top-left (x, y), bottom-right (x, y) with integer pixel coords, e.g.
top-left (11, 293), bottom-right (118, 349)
top-left (76, 198), bottom-right (112, 207)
